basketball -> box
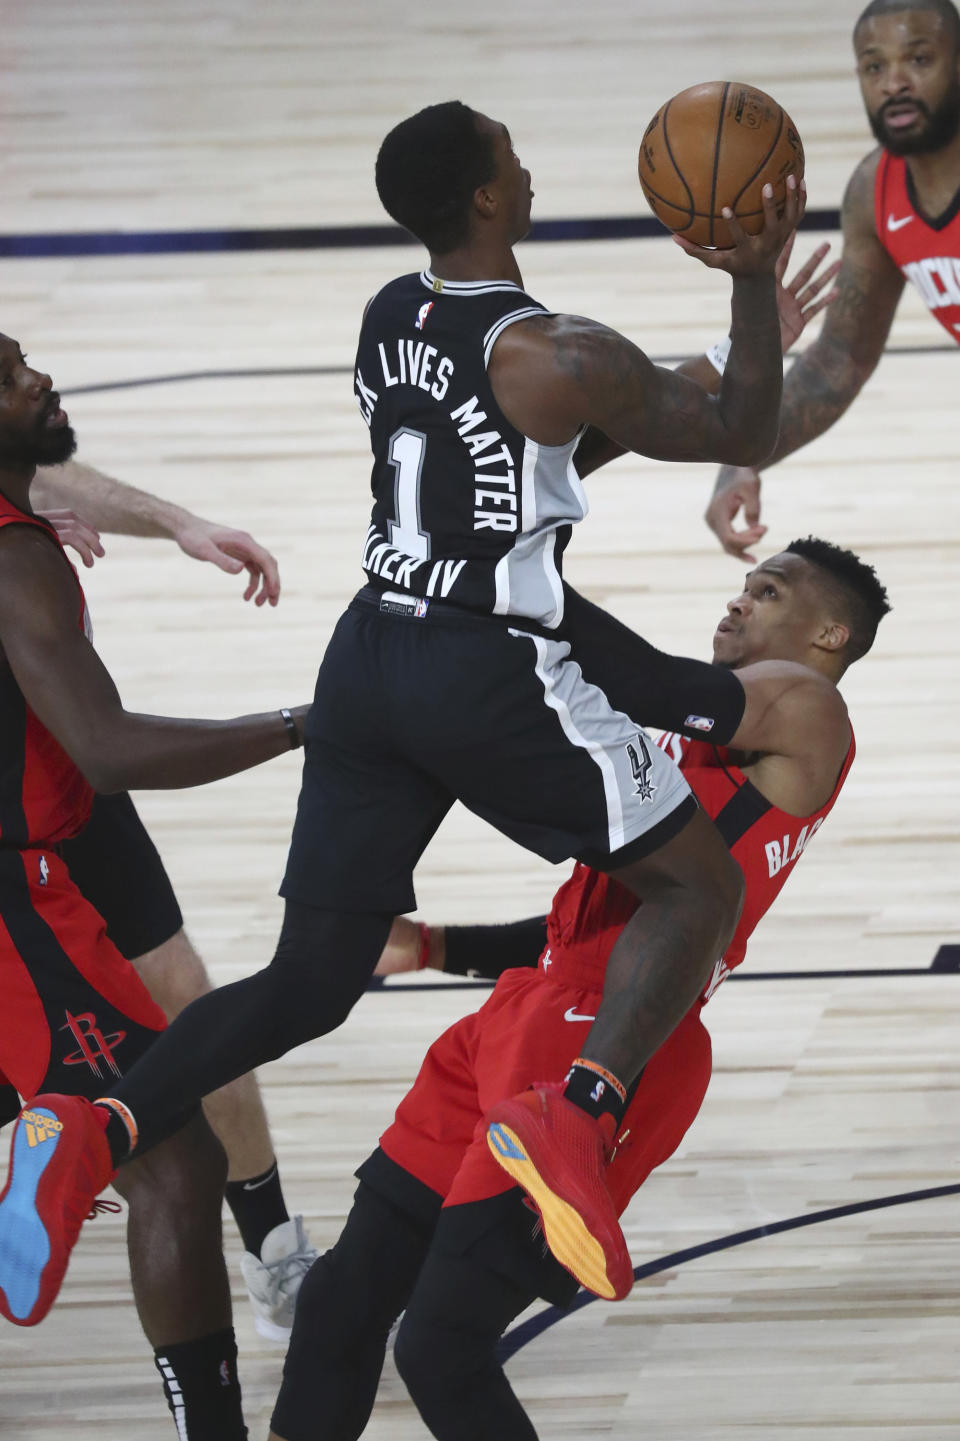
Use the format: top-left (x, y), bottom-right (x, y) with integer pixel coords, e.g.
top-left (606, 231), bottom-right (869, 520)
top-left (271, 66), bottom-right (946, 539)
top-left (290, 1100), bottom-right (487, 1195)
top-left (637, 81), bottom-right (804, 248)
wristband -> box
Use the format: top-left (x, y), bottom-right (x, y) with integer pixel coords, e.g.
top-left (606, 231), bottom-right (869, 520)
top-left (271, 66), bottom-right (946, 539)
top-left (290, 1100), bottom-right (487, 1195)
top-left (705, 335), bottom-right (732, 375)
top-left (417, 922), bottom-right (431, 970)
top-left (280, 707), bottom-right (301, 750)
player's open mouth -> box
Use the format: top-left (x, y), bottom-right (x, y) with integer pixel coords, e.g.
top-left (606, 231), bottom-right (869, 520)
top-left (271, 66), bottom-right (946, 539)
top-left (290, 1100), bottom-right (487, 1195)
top-left (43, 398), bottom-right (68, 428)
top-left (884, 105), bottom-right (922, 129)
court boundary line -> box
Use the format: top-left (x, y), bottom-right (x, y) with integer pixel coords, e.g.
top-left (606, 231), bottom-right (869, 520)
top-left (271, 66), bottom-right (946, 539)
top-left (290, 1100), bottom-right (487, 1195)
top-left (499, 1179), bottom-right (960, 1361)
top-left (368, 959), bottom-right (959, 994)
top-left (0, 209), bottom-right (843, 259)
top-left (66, 344), bottom-right (957, 396)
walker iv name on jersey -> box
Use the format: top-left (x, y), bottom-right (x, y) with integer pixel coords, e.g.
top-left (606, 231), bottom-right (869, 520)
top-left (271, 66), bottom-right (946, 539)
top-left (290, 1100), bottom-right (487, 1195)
top-left (353, 271), bottom-right (587, 628)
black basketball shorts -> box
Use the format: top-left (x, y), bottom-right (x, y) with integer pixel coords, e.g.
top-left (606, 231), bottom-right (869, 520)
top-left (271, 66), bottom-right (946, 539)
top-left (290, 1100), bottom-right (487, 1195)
top-left (281, 588), bottom-right (695, 915)
top-left (60, 792), bottom-right (184, 960)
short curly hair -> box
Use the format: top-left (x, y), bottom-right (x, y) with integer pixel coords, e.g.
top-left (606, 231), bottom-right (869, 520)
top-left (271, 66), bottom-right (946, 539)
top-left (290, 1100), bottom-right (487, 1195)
top-left (785, 536), bottom-right (891, 664)
top-left (375, 102), bottom-right (499, 254)
top-left (854, 0), bottom-right (960, 54)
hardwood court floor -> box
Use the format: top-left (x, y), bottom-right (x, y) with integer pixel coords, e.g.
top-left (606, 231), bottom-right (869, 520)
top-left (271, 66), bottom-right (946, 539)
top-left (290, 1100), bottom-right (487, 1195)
top-left (2, 0), bottom-right (960, 1435)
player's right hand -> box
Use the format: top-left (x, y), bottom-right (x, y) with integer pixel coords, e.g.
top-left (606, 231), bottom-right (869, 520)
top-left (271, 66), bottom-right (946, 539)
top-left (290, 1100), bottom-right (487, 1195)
top-left (674, 174), bottom-right (806, 278)
top-left (38, 509), bottom-right (106, 568)
top-left (706, 465), bottom-right (765, 561)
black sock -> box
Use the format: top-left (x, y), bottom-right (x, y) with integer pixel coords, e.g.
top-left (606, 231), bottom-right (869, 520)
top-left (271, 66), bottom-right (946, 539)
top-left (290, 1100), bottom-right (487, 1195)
top-left (224, 1159), bottom-right (289, 1257)
top-left (562, 1058), bottom-right (627, 1132)
top-left (154, 1328), bottom-right (247, 1441)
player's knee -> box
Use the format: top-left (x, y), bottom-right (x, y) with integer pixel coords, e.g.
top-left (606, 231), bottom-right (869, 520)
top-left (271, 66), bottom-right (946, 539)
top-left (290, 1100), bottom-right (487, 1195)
top-left (115, 1112), bottom-right (226, 1217)
top-left (268, 904), bottom-right (393, 1042)
top-left (707, 842), bottom-right (744, 939)
top-left (290, 1250), bottom-right (341, 1337)
top-left (392, 1310), bottom-right (438, 1402)
top-left (394, 1308), bottom-right (478, 1406)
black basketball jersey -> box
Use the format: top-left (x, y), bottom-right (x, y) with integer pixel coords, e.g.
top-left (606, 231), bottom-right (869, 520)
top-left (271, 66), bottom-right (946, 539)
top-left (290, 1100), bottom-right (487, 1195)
top-left (353, 268), bottom-right (586, 629)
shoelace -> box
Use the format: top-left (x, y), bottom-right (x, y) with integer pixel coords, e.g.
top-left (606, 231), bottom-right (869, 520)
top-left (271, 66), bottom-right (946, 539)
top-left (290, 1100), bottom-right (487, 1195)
top-left (86, 1198), bottom-right (123, 1221)
top-left (260, 1244), bottom-right (319, 1289)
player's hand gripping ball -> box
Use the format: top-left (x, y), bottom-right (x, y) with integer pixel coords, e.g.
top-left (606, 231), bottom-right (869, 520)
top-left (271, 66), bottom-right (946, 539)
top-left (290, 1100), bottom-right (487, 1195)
top-left (638, 81), bottom-right (805, 248)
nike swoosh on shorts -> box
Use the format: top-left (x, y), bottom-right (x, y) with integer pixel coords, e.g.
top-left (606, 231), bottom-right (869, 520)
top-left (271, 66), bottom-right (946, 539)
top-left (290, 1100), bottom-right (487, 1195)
top-left (563, 1007), bottom-right (596, 1023)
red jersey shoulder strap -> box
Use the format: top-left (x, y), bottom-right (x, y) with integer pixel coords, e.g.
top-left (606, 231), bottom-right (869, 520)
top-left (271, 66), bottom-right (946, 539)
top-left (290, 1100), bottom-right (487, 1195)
top-left (0, 494), bottom-right (87, 626)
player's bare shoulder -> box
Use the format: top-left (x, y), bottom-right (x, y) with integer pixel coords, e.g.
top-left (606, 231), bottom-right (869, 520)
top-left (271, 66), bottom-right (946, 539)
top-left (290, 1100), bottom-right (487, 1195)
top-left (735, 659), bottom-right (850, 759)
top-left (0, 522), bottom-right (78, 634)
top-left (489, 312), bottom-right (650, 445)
top-left (842, 146), bottom-right (885, 239)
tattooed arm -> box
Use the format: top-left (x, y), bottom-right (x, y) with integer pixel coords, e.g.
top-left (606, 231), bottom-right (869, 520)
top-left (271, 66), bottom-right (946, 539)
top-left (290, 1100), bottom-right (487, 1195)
top-left (571, 234), bottom-right (839, 479)
top-left (707, 149), bottom-right (905, 559)
top-left (490, 182), bottom-right (804, 469)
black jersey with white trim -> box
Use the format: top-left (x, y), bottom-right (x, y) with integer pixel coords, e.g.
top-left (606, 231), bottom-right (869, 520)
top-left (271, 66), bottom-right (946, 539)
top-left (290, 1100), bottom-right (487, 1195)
top-left (354, 268), bottom-right (585, 629)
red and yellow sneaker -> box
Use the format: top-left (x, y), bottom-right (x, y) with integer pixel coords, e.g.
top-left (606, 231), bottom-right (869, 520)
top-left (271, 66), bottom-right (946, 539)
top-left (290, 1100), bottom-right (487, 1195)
top-left (0, 1094), bottom-right (115, 1326)
top-left (485, 1085), bottom-right (633, 1301)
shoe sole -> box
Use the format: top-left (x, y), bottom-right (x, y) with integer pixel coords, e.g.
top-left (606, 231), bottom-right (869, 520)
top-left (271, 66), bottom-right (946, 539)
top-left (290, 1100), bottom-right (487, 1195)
top-left (252, 1315), bottom-right (293, 1343)
top-left (487, 1119), bottom-right (622, 1300)
top-left (0, 1108), bottom-right (61, 1324)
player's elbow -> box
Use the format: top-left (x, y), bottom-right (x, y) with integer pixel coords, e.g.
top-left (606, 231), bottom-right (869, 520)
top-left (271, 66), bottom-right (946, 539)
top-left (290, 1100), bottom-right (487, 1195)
top-left (719, 422), bottom-right (779, 469)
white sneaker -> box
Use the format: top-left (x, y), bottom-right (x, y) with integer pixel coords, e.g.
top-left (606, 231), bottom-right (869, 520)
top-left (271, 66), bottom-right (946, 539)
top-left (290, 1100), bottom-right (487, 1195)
top-left (240, 1215), bottom-right (319, 1341)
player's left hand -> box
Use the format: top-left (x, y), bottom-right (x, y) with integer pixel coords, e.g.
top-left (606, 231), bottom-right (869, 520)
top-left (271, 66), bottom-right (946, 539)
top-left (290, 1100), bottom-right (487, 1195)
top-left (38, 509), bottom-right (106, 568)
top-left (774, 232), bottom-right (841, 353)
top-left (173, 520), bottom-right (281, 606)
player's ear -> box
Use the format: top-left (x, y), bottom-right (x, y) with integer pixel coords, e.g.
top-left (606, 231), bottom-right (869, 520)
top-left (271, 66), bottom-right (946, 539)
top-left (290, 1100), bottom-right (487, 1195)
top-left (473, 181), bottom-right (499, 221)
top-left (815, 619), bottom-right (849, 654)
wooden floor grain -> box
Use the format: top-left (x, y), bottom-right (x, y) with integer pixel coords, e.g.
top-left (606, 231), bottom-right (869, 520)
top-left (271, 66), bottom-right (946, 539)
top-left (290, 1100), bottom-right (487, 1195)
top-left (2, 1), bottom-right (959, 1435)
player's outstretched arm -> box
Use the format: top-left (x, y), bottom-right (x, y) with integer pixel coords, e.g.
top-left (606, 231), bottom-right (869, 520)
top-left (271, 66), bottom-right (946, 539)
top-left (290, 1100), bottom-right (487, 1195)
top-left (707, 152), bottom-right (905, 560)
top-left (575, 233), bottom-right (840, 479)
top-left (494, 181), bottom-right (800, 468)
top-left (0, 527), bottom-right (304, 792)
top-left (33, 458), bottom-right (281, 605)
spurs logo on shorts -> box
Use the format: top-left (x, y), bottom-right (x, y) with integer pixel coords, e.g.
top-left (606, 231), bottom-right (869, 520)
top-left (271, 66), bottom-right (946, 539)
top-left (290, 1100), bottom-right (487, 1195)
top-left (626, 733), bottom-right (657, 802)
top-left (60, 1009), bottom-right (126, 1079)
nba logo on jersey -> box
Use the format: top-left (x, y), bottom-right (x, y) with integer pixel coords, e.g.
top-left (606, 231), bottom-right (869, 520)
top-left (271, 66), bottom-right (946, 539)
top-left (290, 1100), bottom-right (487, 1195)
top-left (38, 854), bottom-right (49, 886)
top-left (415, 301), bottom-right (434, 330)
top-left (414, 598), bottom-right (429, 617)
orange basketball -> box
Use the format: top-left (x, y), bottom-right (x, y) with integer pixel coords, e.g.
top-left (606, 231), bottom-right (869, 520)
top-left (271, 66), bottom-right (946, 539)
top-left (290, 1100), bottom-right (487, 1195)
top-left (637, 81), bottom-right (804, 248)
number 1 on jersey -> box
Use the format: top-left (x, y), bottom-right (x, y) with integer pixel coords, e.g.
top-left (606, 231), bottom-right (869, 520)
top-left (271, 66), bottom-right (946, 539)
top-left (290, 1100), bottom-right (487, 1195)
top-left (388, 428), bottom-right (431, 561)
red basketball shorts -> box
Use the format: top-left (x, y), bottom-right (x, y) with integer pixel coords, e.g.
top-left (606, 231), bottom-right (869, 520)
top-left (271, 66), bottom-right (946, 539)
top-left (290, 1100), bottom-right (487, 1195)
top-left (379, 965), bottom-right (713, 1217)
top-left (0, 847), bottom-right (167, 1103)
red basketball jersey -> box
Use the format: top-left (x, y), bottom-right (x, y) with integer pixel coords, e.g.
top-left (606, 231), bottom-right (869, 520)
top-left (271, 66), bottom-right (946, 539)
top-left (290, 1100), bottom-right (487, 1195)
top-left (541, 728), bottom-right (856, 1001)
top-left (874, 149), bottom-right (960, 345)
top-left (0, 493), bottom-right (94, 847)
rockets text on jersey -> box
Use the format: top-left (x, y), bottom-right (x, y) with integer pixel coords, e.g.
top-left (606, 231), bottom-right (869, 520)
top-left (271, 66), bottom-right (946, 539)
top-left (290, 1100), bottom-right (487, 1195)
top-left (874, 149), bottom-right (960, 345)
top-left (354, 270), bottom-right (587, 628)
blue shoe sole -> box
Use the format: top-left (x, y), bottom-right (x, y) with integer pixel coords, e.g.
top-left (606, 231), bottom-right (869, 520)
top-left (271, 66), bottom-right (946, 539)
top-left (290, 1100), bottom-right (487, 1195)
top-left (0, 1108), bottom-right (60, 1321)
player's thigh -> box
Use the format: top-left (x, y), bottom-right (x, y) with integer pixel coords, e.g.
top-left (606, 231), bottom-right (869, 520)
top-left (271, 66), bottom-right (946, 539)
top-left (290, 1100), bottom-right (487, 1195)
top-left (281, 607), bottom-right (455, 914)
top-left (0, 848), bottom-right (166, 1101)
top-left (404, 621), bottom-right (697, 870)
top-left (131, 929), bottom-right (213, 1024)
top-left (375, 1011), bottom-right (485, 1199)
top-left (59, 792), bottom-right (183, 960)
